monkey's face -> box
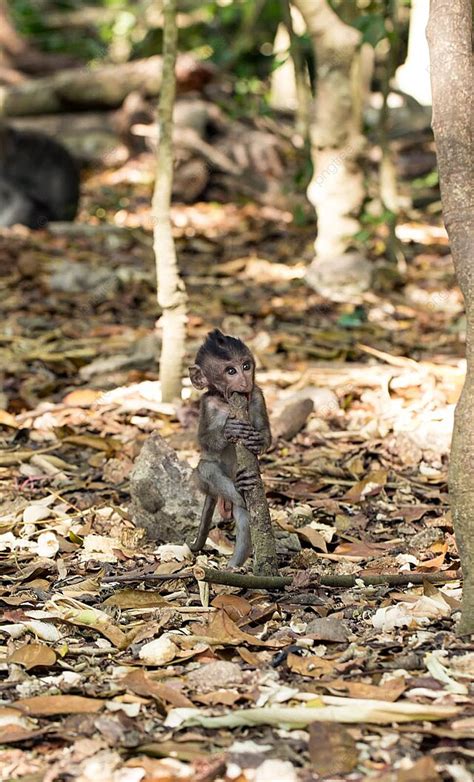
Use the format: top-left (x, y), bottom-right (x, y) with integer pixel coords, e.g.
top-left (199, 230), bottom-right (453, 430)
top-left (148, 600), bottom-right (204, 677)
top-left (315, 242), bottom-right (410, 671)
top-left (208, 354), bottom-right (255, 399)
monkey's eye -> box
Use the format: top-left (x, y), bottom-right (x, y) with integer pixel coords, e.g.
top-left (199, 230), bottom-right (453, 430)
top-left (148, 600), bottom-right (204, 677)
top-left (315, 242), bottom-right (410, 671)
top-left (243, 362), bottom-right (252, 371)
top-left (226, 367), bottom-right (237, 375)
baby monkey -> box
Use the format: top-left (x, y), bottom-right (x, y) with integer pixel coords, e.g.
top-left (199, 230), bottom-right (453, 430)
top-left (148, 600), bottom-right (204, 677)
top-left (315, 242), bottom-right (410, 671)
top-left (189, 329), bottom-right (271, 566)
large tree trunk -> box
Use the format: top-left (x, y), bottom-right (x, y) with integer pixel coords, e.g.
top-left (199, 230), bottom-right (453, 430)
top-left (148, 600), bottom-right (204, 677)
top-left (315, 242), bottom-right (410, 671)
top-left (294, 0), bottom-right (370, 300)
top-left (152, 0), bottom-right (187, 403)
top-left (427, 0), bottom-right (474, 635)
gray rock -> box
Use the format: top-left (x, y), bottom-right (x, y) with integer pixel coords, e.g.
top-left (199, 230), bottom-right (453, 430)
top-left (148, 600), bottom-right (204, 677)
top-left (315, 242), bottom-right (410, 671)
top-left (186, 661), bottom-right (244, 691)
top-left (275, 528), bottom-right (301, 554)
top-left (49, 260), bottom-right (118, 297)
top-left (129, 432), bottom-right (201, 543)
top-left (306, 252), bottom-right (373, 301)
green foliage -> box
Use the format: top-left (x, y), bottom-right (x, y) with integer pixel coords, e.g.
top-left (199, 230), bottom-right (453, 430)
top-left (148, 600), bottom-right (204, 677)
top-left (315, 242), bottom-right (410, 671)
top-left (337, 306), bottom-right (367, 327)
top-left (353, 12), bottom-right (387, 47)
top-left (412, 170), bottom-right (439, 190)
top-left (353, 206), bottom-right (396, 247)
top-left (9, 0), bottom-right (110, 59)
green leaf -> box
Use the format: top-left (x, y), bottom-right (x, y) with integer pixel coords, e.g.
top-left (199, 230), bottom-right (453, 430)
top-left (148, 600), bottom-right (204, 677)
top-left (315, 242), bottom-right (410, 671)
top-left (353, 14), bottom-right (387, 48)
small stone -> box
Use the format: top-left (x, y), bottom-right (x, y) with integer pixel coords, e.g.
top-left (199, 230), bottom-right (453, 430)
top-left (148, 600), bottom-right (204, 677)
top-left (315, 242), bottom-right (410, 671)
top-left (186, 661), bottom-right (244, 691)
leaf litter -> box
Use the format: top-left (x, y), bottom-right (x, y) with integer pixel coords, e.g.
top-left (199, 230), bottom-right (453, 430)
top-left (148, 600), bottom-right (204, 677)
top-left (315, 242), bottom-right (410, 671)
top-left (0, 199), bottom-right (471, 781)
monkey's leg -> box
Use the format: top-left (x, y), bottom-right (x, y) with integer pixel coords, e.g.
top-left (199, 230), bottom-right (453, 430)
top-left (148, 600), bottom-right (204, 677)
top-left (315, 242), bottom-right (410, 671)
top-left (199, 466), bottom-right (252, 567)
top-left (190, 494), bottom-right (217, 552)
top-left (228, 503), bottom-right (252, 567)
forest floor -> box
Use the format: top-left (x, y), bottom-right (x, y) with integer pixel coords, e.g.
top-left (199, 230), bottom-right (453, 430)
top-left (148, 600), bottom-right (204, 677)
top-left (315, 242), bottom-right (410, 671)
top-left (0, 159), bottom-right (472, 782)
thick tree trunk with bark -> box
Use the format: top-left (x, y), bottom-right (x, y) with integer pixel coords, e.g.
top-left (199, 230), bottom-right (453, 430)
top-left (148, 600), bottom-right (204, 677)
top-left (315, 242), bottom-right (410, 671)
top-left (427, 0), bottom-right (474, 635)
top-left (294, 0), bottom-right (370, 299)
top-left (152, 0), bottom-right (187, 402)
top-left (229, 392), bottom-right (279, 576)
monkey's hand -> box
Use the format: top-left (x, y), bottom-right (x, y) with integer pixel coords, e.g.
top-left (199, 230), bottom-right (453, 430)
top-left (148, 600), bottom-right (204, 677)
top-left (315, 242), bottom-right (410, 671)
top-left (225, 418), bottom-right (265, 453)
top-left (235, 468), bottom-right (259, 493)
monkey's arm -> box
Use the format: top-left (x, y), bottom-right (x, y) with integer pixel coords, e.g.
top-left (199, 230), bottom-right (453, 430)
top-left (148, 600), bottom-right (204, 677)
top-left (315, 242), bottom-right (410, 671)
top-left (225, 386), bottom-right (271, 455)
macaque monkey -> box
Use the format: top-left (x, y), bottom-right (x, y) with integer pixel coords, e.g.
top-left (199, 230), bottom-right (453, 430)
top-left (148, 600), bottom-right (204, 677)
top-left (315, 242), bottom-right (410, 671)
top-left (189, 329), bottom-right (271, 566)
top-left (0, 125), bottom-right (79, 228)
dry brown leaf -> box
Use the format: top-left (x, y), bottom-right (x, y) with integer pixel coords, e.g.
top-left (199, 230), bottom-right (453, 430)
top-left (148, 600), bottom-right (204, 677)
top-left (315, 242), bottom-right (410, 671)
top-left (211, 594), bottom-right (252, 623)
top-left (334, 540), bottom-right (395, 558)
top-left (419, 542), bottom-right (448, 570)
top-left (237, 647), bottom-right (270, 666)
top-left (103, 590), bottom-right (173, 609)
top-left (8, 643), bottom-right (57, 670)
top-left (204, 610), bottom-right (278, 647)
top-left (122, 670), bottom-right (193, 708)
top-left (62, 434), bottom-right (120, 452)
top-left (389, 506), bottom-right (432, 523)
top-left (62, 389), bottom-right (102, 406)
top-left (423, 580), bottom-right (462, 610)
top-left (195, 689), bottom-right (241, 706)
top-left (397, 755), bottom-right (441, 782)
top-left (127, 752), bottom-right (210, 775)
top-left (287, 652), bottom-right (336, 678)
top-left (343, 469), bottom-right (388, 503)
top-left (0, 410), bottom-right (17, 427)
top-left (309, 722), bottom-right (358, 775)
top-left (0, 725), bottom-right (48, 744)
top-left (327, 677), bottom-right (406, 701)
top-left (297, 526), bottom-right (328, 552)
top-left (15, 694), bottom-right (104, 715)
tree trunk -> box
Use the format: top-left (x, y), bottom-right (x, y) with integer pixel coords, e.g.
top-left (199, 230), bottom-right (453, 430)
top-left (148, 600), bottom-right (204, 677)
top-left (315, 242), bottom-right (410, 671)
top-left (270, 3), bottom-right (311, 140)
top-left (229, 392), bottom-right (279, 577)
top-left (0, 55), bottom-right (213, 116)
top-left (397, 0), bottom-right (432, 106)
top-left (294, 0), bottom-right (369, 299)
top-left (427, 0), bottom-right (474, 635)
top-left (152, 0), bottom-right (187, 403)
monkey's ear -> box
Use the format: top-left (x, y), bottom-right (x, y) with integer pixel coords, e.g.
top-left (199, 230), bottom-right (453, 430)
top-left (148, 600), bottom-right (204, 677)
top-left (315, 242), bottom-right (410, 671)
top-left (189, 364), bottom-right (208, 390)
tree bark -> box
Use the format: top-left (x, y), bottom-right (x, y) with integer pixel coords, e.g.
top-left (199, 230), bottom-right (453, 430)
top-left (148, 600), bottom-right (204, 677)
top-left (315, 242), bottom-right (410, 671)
top-left (0, 55), bottom-right (213, 116)
top-left (294, 0), bottom-right (369, 297)
top-left (152, 0), bottom-right (188, 403)
top-left (229, 392), bottom-right (279, 576)
top-left (427, 0), bottom-right (474, 635)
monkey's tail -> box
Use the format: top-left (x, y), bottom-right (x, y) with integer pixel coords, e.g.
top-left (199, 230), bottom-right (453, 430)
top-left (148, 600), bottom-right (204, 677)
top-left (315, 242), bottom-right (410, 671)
top-left (190, 494), bottom-right (216, 552)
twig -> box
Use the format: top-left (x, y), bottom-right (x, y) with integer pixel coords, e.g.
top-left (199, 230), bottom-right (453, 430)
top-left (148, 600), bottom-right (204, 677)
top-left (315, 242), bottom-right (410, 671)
top-left (102, 568), bottom-right (194, 583)
top-left (194, 566), bottom-right (460, 591)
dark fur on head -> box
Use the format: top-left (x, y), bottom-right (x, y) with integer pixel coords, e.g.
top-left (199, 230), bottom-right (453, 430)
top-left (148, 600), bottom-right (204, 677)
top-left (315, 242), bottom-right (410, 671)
top-left (196, 329), bottom-right (250, 365)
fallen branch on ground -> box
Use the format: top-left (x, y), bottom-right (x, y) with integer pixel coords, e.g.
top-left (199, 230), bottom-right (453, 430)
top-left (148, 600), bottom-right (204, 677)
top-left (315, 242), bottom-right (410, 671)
top-left (193, 566), bottom-right (460, 590)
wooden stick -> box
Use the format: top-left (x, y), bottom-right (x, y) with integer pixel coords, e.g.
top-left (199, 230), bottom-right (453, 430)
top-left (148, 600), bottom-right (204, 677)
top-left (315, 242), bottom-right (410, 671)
top-left (193, 566), bottom-right (460, 591)
top-left (229, 391), bottom-right (279, 576)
